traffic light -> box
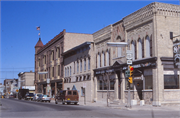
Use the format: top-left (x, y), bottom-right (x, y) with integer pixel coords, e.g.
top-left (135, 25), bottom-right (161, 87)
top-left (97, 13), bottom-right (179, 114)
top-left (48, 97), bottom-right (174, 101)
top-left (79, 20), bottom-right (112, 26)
top-left (128, 77), bottom-right (133, 84)
top-left (129, 66), bottom-right (134, 77)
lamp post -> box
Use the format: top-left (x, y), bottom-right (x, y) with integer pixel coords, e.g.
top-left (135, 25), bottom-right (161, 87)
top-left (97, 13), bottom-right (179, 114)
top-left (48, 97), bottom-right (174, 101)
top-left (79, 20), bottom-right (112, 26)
top-left (107, 42), bottom-right (132, 108)
top-left (38, 72), bottom-right (51, 97)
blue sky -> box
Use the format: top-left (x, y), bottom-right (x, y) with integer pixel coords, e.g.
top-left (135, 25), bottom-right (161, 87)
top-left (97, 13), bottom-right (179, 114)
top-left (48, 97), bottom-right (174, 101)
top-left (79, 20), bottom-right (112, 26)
top-left (0, 0), bottom-right (179, 84)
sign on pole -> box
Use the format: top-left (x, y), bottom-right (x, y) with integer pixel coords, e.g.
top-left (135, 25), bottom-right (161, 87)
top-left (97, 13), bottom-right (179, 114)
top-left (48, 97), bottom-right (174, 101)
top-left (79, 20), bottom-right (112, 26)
top-left (83, 83), bottom-right (86, 88)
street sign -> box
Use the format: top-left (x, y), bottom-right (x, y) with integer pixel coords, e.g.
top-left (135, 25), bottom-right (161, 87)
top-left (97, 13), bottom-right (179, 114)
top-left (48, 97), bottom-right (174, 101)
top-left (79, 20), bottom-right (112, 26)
top-left (83, 83), bottom-right (86, 88)
top-left (47, 78), bottom-right (50, 83)
top-left (125, 70), bottom-right (130, 78)
top-left (127, 60), bottom-right (132, 65)
top-left (126, 50), bottom-right (132, 54)
top-left (126, 53), bottom-right (132, 60)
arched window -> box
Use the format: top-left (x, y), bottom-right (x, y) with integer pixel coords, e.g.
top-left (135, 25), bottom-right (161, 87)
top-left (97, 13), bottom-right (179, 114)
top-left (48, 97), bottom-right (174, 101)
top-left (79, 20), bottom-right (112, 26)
top-left (98, 53), bottom-right (101, 68)
top-left (68, 67), bottom-right (69, 77)
top-left (77, 61), bottom-right (79, 73)
top-left (65, 67), bottom-right (67, 77)
top-left (88, 57), bottom-right (90, 70)
top-left (80, 59), bottom-right (82, 72)
top-left (84, 58), bottom-right (86, 71)
top-left (146, 36), bottom-right (150, 57)
top-left (102, 52), bottom-right (105, 67)
top-left (131, 41), bottom-right (135, 60)
top-left (142, 38), bottom-right (144, 58)
top-left (138, 38), bottom-right (142, 59)
top-left (70, 66), bottom-right (71, 76)
top-left (56, 48), bottom-right (60, 58)
top-left (106, 50), bottom-right (109, 66)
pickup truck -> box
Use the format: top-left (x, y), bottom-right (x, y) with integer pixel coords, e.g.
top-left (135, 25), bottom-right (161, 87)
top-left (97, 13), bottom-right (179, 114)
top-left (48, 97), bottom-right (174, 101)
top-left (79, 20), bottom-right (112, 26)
top-left (55, 90), bottom-right (79, 105)
top-left (25, 93), bottom-right (34, 100)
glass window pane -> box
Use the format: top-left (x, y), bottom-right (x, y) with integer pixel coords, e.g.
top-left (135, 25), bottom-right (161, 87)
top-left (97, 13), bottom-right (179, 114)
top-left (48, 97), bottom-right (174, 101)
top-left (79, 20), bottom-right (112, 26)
top-left (145, 75), bottom-right (153, 89)
top-left (164, 75), bottom-right (179, 89)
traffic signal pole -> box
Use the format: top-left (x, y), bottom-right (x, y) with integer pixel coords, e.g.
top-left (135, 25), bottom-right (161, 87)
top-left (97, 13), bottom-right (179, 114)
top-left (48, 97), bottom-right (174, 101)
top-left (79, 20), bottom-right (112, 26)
top-left (127, 65), bottom-right (131, 108)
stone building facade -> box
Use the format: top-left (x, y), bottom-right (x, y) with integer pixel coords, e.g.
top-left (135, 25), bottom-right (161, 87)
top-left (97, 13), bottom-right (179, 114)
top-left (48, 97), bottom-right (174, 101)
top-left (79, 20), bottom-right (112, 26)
top-left (92, 2), bottom-right (180, 106)
top-left (19, 71), bottom-right (35, 93)
top-left (34, 29), bottom-right (93, 98)
top-left (62, 41), bottom-right (95, 103)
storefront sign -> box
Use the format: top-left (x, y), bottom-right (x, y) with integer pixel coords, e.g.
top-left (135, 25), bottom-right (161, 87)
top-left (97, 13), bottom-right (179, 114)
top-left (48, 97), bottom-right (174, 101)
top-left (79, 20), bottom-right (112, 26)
top-left (123, 62), bottom-right (156, 70)
top-left (173, 41), bottom-right (180, 68)
top-left (134, 76), bottom-right (143, 80)
top-left (95, 69), bottom-right (114, 75)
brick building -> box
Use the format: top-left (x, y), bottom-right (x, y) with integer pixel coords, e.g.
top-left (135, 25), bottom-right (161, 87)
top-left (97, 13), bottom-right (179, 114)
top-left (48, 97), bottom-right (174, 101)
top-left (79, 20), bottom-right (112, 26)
top-left (34, 29), bottom-right (93, 98)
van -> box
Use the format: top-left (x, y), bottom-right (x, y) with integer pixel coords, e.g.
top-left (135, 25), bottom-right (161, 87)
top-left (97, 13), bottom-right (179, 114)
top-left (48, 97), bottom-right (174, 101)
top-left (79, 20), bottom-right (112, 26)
top-left (55, 90), bottom-right (79, 105)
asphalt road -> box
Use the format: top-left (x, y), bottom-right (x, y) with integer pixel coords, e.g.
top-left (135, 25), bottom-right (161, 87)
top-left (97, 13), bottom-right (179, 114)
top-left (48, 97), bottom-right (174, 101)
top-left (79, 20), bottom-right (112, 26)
top-left (0, 98), bottom-right (180, 118)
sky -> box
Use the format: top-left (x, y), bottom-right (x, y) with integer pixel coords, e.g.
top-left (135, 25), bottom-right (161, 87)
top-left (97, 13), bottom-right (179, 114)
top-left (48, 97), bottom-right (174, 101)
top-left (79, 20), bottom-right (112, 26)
top-left (0, 0), bottom-right (179, 84)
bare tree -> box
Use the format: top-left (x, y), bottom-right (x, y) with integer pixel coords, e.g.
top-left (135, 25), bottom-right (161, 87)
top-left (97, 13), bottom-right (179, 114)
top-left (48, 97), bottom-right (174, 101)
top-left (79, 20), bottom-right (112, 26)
top-left (101, 70), bottom-right (113, 107)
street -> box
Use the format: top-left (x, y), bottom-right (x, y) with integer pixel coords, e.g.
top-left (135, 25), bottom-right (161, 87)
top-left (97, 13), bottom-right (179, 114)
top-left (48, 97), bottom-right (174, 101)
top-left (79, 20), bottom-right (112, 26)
top-left (0, 98), bottom-right (180, 118)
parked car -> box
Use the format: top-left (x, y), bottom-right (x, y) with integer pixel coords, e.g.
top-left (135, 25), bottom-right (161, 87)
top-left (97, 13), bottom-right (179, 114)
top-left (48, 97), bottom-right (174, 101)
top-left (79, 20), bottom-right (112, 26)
top-left (55, 90), bottom-right (79, 105)
top-left (33, 93), bottom-right (43, 101)
top-left (25, 93), bottom-right (34, 100)
top-left (37, 94), bottom-right (51, 103)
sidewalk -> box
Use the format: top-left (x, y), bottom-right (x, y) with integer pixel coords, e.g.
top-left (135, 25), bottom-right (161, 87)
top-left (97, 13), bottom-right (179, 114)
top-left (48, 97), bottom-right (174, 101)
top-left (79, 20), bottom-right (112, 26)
top-left (10, 98), bottom-right (180, 111)
top-left (74, 100), bottom-right (180, 111)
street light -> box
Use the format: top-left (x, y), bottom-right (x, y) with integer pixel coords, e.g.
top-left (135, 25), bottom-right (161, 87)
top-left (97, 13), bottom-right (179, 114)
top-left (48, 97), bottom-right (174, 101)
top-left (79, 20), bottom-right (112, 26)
top-left (38, 71), bottom-right (51, 97)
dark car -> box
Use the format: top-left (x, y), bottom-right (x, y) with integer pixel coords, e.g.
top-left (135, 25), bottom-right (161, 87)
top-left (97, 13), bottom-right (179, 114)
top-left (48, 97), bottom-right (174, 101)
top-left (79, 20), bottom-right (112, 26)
top-left (55, 90), bottom-right (79, 105)
top-left (25, 93), bottom-right (34, 100)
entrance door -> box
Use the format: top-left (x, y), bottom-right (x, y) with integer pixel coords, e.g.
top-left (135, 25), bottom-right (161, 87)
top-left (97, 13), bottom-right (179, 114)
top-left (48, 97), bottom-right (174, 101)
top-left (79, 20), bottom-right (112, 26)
top-left (134, 80), bottom-right (143, 100)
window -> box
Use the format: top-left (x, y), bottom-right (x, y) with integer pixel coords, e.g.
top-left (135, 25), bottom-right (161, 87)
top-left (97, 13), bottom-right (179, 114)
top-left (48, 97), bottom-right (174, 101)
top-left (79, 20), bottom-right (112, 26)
top-left (98, 53), bottom-right (100, 68)
top-left (84, 59), bottom-right (86, 71)
top-left (73, 91), bottom-right (77, 95)
top-left (51, 51), bottom-right (54, 60)
top-left (61, 65), bottom-right (63, 77)
top-left (146, 36), bottom-right (150, 57)
top-left (138, 38), bottom-right (142, 59)
top-left (110, 81), bottom-right (115, 90)
top-left (68, 91), bottom-right (72, 95)
top-left (77, 61), bottom-right (79, 73)
top-left (56, 48), bottom-right (60, 58)
top-left (65, 68), bottom-right (66, 77)
top-left (88, 57), bottom-right (90, 70)
top-left (68, 67), bottom-right (69, 77)
top-left (145, 75), bottom-right (153, 89)
top-left (142, 38), bottom-right (144, 58)
top-left (52, 67), bottom-right (54, 77)
top-left (58, 65), bottom-right (60, 76)
top-left (131, 41), bottom-right (135, 60)
top-left (81, 87), bottom-right (85, 96)
top-left (102, 52), bottom-right (105, 67)
top-left (106, 50), bottom-right (109, 66)
top-left (164, 75), bottom-right (179, 89)
top-left (80, 60), bottom-right (82, 72)
top-left (70, 66), bottom-right (71, 76)
top-left (74, 62), bottom-right (75, 74)
top-left (98, 80), bottom-right (108, 90)
top-left (117, 47), bottom-right (121, 57)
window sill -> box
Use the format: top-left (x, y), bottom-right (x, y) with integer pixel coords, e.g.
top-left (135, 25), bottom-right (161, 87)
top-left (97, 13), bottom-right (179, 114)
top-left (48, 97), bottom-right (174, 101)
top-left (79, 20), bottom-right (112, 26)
top-left (164, 89), bottom-right (180, 91)
top-left (142, 90), bottom-right (153, 92)
top-left (97, 90), bottom-right (114, 92)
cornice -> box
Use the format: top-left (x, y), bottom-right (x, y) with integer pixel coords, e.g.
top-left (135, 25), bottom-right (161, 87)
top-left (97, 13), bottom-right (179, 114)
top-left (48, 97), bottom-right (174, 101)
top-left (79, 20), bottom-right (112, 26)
top-left (124, 2), bottom-right (180, 30)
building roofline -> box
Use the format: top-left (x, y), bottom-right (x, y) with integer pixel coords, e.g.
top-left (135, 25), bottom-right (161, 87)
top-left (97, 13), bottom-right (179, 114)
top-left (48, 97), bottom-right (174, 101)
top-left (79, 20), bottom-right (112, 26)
top-left (62, 41), bottom-right (93, 56)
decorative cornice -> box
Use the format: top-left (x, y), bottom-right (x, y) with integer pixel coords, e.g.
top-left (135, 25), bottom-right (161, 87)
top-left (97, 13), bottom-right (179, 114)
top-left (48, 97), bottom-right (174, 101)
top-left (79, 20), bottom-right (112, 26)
top-left (123, 2), bottom-right (180, 30)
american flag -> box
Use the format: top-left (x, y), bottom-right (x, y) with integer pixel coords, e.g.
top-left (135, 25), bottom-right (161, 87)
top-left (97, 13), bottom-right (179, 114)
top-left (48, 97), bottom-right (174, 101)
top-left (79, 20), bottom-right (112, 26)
top-left (36, 26), bottom-right (40, 30)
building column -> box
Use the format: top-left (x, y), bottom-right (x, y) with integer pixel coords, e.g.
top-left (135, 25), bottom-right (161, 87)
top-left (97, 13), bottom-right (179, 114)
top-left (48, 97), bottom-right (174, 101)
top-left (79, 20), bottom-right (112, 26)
top-left (94, 76), bottom-right (97, 102)
top-left (152, 59), bottom-right (164, 106)
top-left (120, 71), bottom-right (125, 103)
top-left (114, 74), bottom-right (119, 100)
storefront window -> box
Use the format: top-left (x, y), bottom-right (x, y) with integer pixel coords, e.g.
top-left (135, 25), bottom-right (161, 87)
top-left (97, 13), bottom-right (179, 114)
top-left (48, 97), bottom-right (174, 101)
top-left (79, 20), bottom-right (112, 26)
top-left (110, 81), bottom-right (115, 90)
top-left (164, 75), bottom-right (179, 89)
top-left (98, 80), bottom-right (114, 90)
top-left (145, 75), bottom-right (153, 89)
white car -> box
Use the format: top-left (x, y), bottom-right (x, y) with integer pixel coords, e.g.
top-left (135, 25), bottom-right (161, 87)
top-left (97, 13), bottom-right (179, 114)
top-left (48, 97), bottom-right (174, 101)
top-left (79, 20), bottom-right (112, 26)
top-left (33, 93), bottom-right (43, 101)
